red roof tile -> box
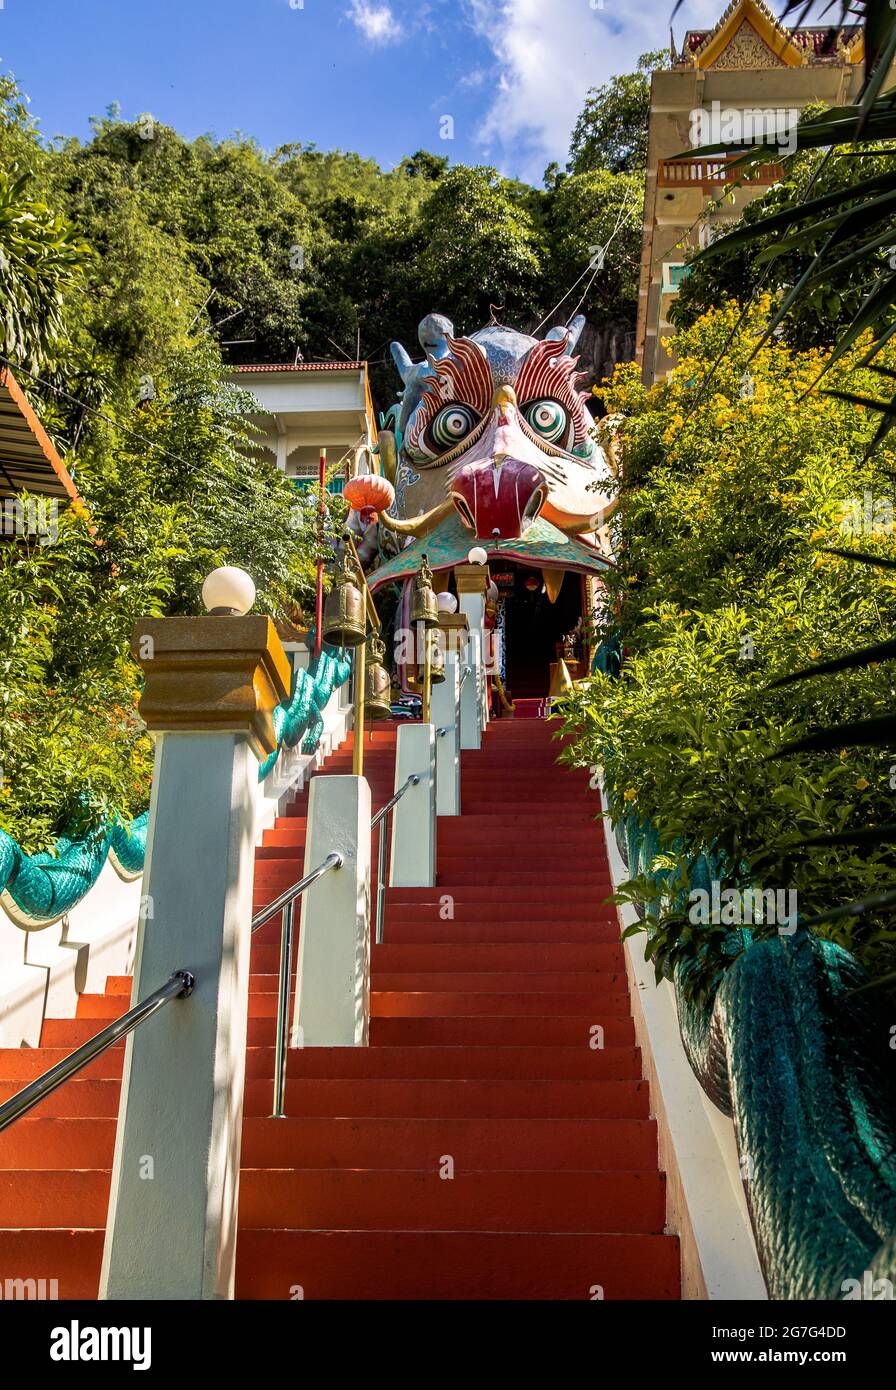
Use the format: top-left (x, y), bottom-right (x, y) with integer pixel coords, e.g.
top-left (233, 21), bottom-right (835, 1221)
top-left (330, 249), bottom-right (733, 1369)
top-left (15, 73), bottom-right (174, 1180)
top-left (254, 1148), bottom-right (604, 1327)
top-left (230, 361), bottom-right (364, 373)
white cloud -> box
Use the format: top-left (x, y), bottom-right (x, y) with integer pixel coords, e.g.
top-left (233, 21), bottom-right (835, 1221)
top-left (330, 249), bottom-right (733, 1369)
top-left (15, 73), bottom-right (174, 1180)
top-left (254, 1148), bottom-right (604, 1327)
top-left (347, 1), bottom-right (402, 45)
top-left (461, 0), bottom-right (729, 182)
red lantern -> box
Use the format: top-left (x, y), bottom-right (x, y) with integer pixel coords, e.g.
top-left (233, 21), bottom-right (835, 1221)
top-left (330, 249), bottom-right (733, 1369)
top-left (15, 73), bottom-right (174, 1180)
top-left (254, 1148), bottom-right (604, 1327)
top-left (344, 474), bottom-right (396, 525)
top-left (525, 574), bottom-right (540, 592)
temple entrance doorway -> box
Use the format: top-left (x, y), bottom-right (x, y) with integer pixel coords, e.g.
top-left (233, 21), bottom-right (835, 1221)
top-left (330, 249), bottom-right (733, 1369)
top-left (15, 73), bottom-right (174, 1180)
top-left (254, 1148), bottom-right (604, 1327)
top-left (492, 563), bottom-right (586, 702)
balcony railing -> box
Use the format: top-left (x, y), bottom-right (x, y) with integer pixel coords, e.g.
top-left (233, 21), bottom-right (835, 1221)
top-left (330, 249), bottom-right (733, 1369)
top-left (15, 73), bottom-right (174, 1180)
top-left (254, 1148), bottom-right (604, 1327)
top-left (658, 157), bottom-right (784, 192)
top-left (292, 475), bottom-right (346, 495)
top-left (662, 263), bottom-right (691, 294)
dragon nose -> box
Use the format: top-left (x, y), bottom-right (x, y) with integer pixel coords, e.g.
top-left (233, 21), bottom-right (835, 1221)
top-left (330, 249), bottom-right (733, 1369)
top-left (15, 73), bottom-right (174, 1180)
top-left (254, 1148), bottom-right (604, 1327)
top-left (491, 384), bottom-right (518, 410)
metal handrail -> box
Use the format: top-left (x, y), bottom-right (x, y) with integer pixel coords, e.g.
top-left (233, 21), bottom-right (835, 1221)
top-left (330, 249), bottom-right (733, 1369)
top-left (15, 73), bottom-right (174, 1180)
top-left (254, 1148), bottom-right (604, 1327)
top-left (436, 725), bottom-right (451, 739)
top-left (371, 774), bottom-right (419, 831)
top-left (372, 772), bottom-right (422, 943)
top-left (0, 971), bottom-right (195, 1135)
top-left (251, 852), bottom-right (343, 934)
top-left (460, 665), bottom-right (472, 688)
top-left (251, 851), bottom-right (343, 1118)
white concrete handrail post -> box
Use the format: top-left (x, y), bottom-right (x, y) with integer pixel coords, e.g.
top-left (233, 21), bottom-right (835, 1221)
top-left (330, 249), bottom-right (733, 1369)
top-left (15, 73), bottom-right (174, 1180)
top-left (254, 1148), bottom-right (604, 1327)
top-left (293, 774), bottom-right (372, 1046)
top-left (431, 648), bottom-right (461, 816)
top-left (389, 722), bottom-right (437, 887)
top-left (101, 612), bottom-right (291, 1301)
top-left (459, 634), bottom-right (483, 751)
top-left (456, 561), bottom-right (490, 732)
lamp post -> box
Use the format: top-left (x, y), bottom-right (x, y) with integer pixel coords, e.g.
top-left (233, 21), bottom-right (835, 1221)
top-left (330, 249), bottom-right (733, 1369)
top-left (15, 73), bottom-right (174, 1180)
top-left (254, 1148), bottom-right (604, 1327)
top-left (411, 554), bottom-right (438, 724)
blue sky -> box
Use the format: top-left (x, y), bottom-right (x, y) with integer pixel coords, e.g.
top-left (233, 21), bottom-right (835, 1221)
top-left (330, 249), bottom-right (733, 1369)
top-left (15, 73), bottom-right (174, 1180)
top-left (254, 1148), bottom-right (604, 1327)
top-left (0, 0), bottom-right (741, 184)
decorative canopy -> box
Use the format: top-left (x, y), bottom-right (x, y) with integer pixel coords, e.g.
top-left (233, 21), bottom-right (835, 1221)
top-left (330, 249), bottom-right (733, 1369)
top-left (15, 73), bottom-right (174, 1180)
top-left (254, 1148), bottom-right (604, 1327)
top-left (368, 513), bottom-right (612, 593)
top-left (0, 368), bottom-right (80, 504)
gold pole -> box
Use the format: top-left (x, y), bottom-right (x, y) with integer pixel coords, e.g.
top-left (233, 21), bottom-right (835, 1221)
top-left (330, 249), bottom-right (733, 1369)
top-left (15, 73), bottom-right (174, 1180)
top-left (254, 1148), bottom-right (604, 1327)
top-left (421, 622), bottom-right (432, 724)
top-left (337, 531), bottom-right (381, 779)
top-left (353, 633), bottom-right (366, 777)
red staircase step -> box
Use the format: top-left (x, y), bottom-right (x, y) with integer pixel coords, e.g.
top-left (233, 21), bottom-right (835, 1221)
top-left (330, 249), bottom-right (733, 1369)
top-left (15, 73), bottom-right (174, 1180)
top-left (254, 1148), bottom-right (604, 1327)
top-left (371, 943), bottom-right (620, 970)
top-left (284, 1044), bottom-right (642, 1081)
top-left (238, 1168), bottom-right (667, 1233)
top-left (370, 1015), bottom-right (636, 1046)
top-left (0, 1170), bottom-right (110, 1226)
top-left (235, 1230), bottom-right (680, 1300)
top-left (369, 990), bottom-right (631, 1017)
top-left (384, 921), bottom-right (620, 943)
top-left (0, 1231), bottom-right (103, 1300)
top-left (371, 971), bottom-right (625, 993)
top-left (240, 1115), bottom-right (658, 1169)
top-left (241, 1077), bottom-right (650, 1119)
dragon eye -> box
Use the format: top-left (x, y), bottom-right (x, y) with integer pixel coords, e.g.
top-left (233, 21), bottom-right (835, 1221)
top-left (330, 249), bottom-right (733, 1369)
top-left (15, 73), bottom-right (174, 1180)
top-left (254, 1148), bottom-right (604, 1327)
top-left (430, 404), bottom-right (479, 450)
top-left (523, 399), bottom-right (572, 448)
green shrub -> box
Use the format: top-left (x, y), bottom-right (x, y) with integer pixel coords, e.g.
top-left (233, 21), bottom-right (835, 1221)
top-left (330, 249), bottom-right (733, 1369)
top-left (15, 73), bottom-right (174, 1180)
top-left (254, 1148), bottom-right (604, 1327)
top-left (561, 299), bottom-right (896, 992)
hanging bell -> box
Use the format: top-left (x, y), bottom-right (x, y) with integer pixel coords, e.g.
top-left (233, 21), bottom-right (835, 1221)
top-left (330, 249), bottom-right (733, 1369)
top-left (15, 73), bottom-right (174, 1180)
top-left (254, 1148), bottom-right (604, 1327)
top-left (428, 631), bottom-right (446, 685)
top-left (364, 632), bottom-right (393, 720)
top-left (410, 554), bottom-right (439, 629)
top-left (322, 548), bottom-right (366, 648)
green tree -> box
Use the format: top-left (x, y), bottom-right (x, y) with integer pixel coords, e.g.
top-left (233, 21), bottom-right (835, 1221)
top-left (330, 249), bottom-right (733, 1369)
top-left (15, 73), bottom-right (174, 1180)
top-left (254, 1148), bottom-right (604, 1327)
top-left (415, 166), bottom-right (542, 332)
top-left (568, 50), bottom-right (669, 176)
top-left (0, 166), bottom-right (89, 374)
top-left (543, 168), bottom-right (644, 325)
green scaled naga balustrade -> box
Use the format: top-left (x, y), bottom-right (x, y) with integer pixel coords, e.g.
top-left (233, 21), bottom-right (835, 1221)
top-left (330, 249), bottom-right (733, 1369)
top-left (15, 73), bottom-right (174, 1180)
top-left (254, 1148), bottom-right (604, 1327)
top-left (0, 643), bottom-right (352, 928)
top-left (616, 813), bottom-right (896, 1301)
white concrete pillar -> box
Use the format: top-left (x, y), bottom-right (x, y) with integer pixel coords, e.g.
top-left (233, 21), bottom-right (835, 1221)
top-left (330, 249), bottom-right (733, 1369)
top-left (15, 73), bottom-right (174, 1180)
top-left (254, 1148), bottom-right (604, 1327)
top-left (431, 650), bottom-right (461, 816)
top-left (459, 630), bottom-right (483, 751)
top-left (101, 615), bottom-right (290, 1301)
top-left (459, 590), bottom-right (489, 729)
top-left (389, 723), bottom-right (436, 887)
top-left (293, 775), bottom-right (371, 1047)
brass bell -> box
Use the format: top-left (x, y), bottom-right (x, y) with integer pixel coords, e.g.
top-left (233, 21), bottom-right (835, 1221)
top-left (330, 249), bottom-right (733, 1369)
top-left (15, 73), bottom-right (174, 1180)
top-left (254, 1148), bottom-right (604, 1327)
top-left (364, 632), bottom-right (393, 720)
top-left (428, 630), bottom-right (446, 685)
top-left (322, 548), bottom-right (366, 648)
top-left (410, 554), bottom-right (439, 629)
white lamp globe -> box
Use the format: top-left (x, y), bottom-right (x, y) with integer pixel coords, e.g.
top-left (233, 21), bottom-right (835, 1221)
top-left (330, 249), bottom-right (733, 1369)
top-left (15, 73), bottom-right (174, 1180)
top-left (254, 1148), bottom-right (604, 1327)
top-left (437, 592), bottom-right (459, 614)
top-left (468, 546), bottom-right (488, 566)
top-left (202, 566), bottom-right (256, 616)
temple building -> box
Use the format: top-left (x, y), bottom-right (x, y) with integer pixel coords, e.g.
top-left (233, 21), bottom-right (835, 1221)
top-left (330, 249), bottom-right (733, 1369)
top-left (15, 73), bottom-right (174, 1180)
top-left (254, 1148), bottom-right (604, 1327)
top-left (227, 359), bottom-right (379, 491)
top-left (637, 0), bottom-right (871, 384)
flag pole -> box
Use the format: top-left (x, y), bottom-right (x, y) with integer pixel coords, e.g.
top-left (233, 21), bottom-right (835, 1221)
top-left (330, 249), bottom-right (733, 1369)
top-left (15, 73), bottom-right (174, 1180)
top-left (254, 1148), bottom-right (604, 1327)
top-left (314, 448), bottom-right (326, 658)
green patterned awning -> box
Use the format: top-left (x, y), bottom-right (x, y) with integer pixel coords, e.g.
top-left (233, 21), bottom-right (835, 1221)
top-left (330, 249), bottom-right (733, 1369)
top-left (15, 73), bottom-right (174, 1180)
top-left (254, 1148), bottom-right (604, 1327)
top-left (369, 514), bottom-right (612, 592)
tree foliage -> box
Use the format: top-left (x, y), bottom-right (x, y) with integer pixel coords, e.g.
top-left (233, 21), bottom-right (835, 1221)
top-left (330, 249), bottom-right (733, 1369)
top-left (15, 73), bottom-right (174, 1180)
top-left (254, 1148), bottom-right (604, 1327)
top-left (563, 300), bottom-right (896, 993)
top-left (672, 145), bottom-right (896, 351)
top-left (0, 166), bottom-right (89, 374)
top-left (567, 50), bottom-right (669, 176)
top-left (0, 54), bottom-right (652, 847)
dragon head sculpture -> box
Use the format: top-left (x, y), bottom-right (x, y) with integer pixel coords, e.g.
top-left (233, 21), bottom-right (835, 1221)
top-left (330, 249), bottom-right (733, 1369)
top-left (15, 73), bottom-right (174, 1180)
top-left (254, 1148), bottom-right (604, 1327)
top-left (384, 314), bottom-right (615, 541)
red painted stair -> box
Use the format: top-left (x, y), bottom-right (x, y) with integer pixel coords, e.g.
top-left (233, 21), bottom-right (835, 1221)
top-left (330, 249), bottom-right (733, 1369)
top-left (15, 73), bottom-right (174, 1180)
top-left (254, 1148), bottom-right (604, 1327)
top-left (0, 719), bottom-right (680, 1300)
